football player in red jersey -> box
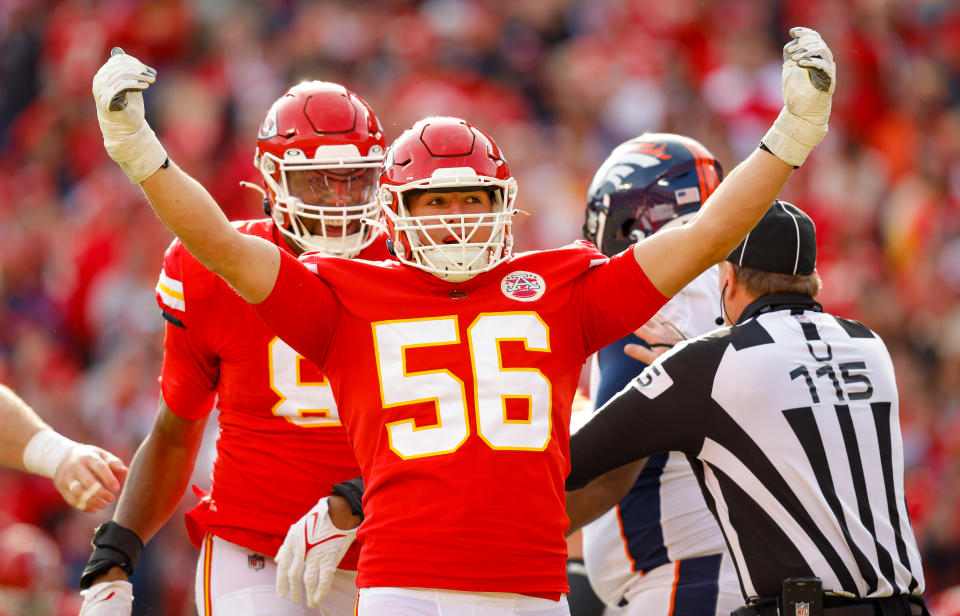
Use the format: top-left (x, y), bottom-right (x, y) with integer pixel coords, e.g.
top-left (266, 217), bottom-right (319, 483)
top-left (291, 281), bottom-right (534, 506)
top-left (78, 80), bottom-right (389, 616)
top-left (90, 26), bottom-right (836, 615)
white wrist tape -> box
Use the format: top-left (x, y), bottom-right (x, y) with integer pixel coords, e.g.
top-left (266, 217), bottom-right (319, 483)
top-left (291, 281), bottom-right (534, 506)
top-left (761, 108), bottom-right (828, 167)
top-left (112, 127), bottom-right (167, 184)
top-left (23, 429), bottom-right (78, 478)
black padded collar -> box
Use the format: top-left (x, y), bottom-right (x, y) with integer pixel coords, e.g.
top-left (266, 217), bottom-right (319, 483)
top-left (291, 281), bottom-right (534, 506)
top-left (736, 293), bottom-right (822, 325)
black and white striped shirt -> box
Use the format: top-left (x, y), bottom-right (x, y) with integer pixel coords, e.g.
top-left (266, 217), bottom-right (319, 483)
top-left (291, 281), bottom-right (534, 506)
top-left (567, 293), bottom-right (926, 601)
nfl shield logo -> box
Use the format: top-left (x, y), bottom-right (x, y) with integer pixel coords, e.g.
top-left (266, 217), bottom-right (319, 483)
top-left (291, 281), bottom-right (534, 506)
top-left (501, 271), bottom-right (546, 302)
top-left (795, 602), bottom-right (810, 616)
top-left (248, 554), bottom-right (265, 570)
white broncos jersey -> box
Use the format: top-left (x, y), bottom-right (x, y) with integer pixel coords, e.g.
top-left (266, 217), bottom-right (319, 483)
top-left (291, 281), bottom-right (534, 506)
top-left (583, 265), bottom-right (728, 606)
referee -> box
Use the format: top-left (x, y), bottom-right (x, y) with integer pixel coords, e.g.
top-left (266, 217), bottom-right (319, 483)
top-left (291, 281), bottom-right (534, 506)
top-left (566, 201), bottom-right (929, 616)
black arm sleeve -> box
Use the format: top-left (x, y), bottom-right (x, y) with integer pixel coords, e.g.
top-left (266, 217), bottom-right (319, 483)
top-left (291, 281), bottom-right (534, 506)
top-left (567, 332), bottom-right (730, 491)
top-left (79, 521), bottom-right (144, 589)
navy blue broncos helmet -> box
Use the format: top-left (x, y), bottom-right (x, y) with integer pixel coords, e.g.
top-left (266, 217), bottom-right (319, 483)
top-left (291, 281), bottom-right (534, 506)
top-left (583, 133), bottom-right (723, 257)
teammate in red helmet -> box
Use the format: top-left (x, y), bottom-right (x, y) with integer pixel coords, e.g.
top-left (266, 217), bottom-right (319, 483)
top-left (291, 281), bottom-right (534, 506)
top-left (79, 80), bottom-right (389, 616)
top-left (90, 25), bottom-right (837, 614)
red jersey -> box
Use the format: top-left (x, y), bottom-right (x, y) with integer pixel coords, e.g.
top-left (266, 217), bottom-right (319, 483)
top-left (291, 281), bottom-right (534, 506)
top-left (155, 218), bottom-right (392, 563)
top-left (254, 240), bottom-right (667, 595)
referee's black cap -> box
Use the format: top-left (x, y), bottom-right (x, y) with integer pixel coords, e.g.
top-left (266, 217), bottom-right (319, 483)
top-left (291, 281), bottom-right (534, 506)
top-left (726, 200), bottom-right (816, 276)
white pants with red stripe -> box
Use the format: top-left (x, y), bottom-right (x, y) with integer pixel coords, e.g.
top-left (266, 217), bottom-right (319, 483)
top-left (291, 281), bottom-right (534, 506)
top-left (357, 587), bottom-right (570, 616)
top-left (195, 533), bottom-right (358, 616)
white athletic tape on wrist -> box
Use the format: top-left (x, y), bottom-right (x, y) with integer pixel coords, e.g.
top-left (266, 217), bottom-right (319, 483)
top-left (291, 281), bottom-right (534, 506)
top-left (118, 133), bottom-right (167, 184)
top-left (761, 108), bottom-right (828, 167)
top-left (22, 429), bottom-right (78, 478)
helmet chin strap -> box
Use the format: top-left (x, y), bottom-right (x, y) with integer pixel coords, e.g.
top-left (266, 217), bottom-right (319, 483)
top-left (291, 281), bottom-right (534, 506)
top-left (239, 181), bottom-right (267, 198)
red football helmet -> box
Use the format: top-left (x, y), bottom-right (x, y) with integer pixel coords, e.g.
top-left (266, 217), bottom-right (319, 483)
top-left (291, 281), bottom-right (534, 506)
top-left (254, 81), bottom-right (385, 257)
top-left (378, 117), bottom-right (518, 282)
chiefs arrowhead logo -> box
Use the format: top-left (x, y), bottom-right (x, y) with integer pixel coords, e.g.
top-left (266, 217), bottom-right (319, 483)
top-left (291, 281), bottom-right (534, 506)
top-left (258, 101), bottom-right (280, 139)
top-left (501, 271), bottom-right (546, 302)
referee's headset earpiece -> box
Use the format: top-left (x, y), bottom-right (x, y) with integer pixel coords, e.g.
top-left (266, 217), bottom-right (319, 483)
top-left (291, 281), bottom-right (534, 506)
top-left (715, 281), bottom-right (728, 326)
top-left (716, 262), bottom-right (733, 326)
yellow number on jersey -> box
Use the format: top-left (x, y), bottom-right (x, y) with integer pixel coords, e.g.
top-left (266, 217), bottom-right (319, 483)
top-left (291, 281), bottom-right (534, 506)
top-left (268, 337), bottom-right (341, 428)
top-left (373, 313), bottom-right (552, 459)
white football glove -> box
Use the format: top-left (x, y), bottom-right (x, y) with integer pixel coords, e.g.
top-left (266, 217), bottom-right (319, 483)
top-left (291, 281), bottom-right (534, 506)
top-left (91, 48), bottom-right (167, 183)
top-left (79, 580), bottom-right (133, 616)
top-left (276, 497), bottom-right (356, 608)
top-left (762, 26), bottom-right (837, 167)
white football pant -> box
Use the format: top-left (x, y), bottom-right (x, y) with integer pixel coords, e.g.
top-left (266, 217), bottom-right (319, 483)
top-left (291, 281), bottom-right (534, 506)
top-left (195, 533), bottom-right (357, 616)
top-left (358, 587), bottom-right (569, 615)
top-left (601, 552), bottom-right (741, 616)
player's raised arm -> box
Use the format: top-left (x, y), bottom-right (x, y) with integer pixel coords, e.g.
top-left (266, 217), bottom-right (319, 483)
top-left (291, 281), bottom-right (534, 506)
top-left (634, 27), bottom-right (836, 298)
top-left (92, 50), bottom-right (279, 303)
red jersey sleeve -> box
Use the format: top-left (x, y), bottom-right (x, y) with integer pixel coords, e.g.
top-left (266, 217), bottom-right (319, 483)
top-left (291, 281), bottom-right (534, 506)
top-left (579, 246), bottom-right (668, 356)
top-left (252, 249), bottom-right (341, 371)
top-left (155, 239), bottom-right (188, 326)
top-left (159, 321), bottom-right (219, 420)
top-left (155, 239), bottom-right (219, 420)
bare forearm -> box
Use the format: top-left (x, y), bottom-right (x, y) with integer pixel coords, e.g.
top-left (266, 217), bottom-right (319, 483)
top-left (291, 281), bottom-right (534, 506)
top-left (140, 163), bottom-right (234, 267)
top-left (689, 149), bottom-right (794, 265)
top-left (113, 437), bottom-right (196, 543)
top-left (0, 384), bottom-right (47, 470)
top-left (635, 149), bottom-right (792, 297)
top-left (140, 163), bottom-right (279, 303)
top-left (565, 460), bottom-right (644, 534)
top-left (112, 403), bottom-right (207, 543)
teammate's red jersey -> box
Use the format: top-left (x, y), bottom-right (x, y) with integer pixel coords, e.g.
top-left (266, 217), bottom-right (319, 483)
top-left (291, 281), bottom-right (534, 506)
top-left (254, 240), bottom-right (668, 596)
top-left (155, 218), bottom-right (392, 563)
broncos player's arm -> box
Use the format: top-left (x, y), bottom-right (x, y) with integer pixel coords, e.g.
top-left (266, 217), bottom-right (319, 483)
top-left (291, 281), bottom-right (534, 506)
top-left (88, 395), bottom-right (208, 585)
top-left (141, 165), bottom-right (279, 303)
top-left (567, 333), bottom-right (723, 494)
top-left (565, 459), bottom-right (645, 534)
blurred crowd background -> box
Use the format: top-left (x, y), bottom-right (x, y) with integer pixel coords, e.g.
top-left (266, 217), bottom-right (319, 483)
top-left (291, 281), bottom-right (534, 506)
top-left (2, 0), bottom-right (960, 614)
